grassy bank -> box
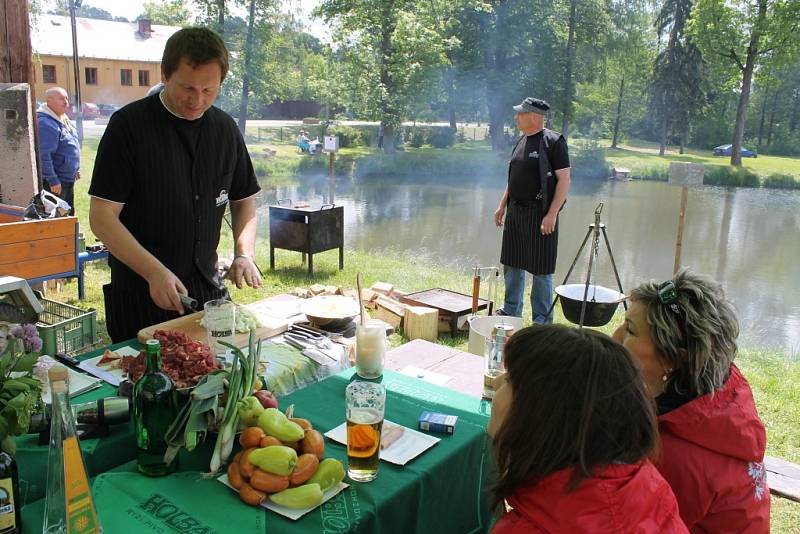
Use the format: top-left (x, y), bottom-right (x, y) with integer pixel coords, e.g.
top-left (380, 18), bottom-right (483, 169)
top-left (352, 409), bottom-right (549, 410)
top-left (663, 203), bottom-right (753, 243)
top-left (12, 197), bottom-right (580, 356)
top-left (55, 135), bottom-right (800, 532)
top-left (603, 139), bottom-right (800, 188)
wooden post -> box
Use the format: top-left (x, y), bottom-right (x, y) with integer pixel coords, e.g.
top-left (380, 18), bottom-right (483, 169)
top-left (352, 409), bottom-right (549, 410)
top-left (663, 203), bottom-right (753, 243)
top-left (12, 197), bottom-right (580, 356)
top-left (674, 186), bottom-right (688, 274)
top-left (328, 151), bottom-right (336, 204)
top-left (1, 0), bottom-right (41, 189)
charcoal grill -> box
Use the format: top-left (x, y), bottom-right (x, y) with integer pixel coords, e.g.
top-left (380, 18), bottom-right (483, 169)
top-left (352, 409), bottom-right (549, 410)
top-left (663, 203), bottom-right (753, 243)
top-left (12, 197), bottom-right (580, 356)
top-left (269, 202), bottom-right (344, 275)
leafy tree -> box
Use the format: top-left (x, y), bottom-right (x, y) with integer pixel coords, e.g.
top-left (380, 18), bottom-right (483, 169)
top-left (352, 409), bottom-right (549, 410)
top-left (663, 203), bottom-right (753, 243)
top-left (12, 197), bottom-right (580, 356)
top-left (138, 0), bottom-right (192, 26)
top-left (650, 0), bottom-right (706, 156)
top-left (689, 0), bottom-right (800, 165)
top-left (316, 0), bottom-right (447, 153)
top-left (193, 0), bottom-right (226, 33)
top-left (49, 1), bottom-right (120, 21)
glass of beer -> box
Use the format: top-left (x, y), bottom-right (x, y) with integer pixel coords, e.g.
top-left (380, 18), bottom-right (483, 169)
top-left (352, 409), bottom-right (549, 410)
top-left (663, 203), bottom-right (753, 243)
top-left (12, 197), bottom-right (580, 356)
top-left (345, 381), bottom-right (386, 482)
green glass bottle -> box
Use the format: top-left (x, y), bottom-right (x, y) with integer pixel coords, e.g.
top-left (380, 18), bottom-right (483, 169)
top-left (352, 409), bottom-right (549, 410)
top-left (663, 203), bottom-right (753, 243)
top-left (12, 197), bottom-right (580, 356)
top-left (0, 451), bottom-right (20, 534)
top-left (134, 339), bottom-right (178, 476)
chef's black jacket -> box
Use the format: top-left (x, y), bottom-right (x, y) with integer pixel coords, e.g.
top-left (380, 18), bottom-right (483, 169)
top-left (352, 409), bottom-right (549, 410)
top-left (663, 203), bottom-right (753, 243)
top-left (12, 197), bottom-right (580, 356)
top-left (89, 94), bottom-right (261, 341)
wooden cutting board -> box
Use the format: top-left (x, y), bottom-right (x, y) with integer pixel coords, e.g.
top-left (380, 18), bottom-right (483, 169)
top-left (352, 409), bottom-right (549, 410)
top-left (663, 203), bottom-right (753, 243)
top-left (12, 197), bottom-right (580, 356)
top-left (137, 297), bottom-right (298, 346)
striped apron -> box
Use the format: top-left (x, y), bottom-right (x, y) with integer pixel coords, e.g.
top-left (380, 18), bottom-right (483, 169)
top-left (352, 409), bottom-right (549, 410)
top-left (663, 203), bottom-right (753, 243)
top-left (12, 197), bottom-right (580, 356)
top-left (500, 137), bottom-right (559, 275)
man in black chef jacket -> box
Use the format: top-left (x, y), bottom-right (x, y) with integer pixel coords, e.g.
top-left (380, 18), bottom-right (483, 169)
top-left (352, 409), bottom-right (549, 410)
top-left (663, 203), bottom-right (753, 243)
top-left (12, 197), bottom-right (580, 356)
top-left (494, 97), bottom-right (571, 324)
top-left (88, 28), bottom-right (262, 342)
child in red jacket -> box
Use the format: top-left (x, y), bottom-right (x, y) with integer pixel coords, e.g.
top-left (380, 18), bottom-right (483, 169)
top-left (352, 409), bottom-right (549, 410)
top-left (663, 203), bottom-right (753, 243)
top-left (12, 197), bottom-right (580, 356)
top-left (614, 269), bottom-right (770, 532)
top-left (488, 325), bottom-right (688, 533)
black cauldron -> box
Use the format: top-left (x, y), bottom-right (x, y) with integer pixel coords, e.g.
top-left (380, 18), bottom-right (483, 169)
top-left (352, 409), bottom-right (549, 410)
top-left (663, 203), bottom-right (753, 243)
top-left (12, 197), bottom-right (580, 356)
top-left (555, 284), bottom-right (626, 327)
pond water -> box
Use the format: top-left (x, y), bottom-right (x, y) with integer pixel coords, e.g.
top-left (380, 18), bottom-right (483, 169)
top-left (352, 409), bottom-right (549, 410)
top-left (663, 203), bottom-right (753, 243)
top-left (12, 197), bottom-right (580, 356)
top-left (257, 173), bottom-right (800, 356)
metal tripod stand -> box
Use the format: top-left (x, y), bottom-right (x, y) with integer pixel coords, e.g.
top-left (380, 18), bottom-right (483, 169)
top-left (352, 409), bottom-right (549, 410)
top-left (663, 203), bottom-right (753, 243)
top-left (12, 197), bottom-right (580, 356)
top-left (547, 203), bottom-right (627, 327)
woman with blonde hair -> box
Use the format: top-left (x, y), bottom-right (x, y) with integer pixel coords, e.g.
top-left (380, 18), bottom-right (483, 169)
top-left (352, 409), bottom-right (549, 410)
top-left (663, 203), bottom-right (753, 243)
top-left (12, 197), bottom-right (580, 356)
top-left (614, 268), bottom-right (770, 532)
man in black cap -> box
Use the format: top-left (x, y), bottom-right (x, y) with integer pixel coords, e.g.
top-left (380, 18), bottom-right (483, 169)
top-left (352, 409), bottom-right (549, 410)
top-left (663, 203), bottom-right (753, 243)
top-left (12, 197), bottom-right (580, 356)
top-left (494, 97), bottom-right (571, 324)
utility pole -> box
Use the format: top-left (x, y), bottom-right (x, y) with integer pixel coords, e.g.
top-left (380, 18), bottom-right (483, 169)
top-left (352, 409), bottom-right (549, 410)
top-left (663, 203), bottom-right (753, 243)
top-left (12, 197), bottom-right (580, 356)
top-left (68, 0), bottom-right (84, 142)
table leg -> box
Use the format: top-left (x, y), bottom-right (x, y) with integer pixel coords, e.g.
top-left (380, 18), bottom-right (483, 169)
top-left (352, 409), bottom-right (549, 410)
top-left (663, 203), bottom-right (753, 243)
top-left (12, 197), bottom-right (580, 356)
top-left (449, 316), bottom-right (458, 337)
top-left (339, 246), bottom-right (344, 270)
top-left (78, 264), bottom-right (85, 300)
top-left (270, 246), bottom-right (275, 270)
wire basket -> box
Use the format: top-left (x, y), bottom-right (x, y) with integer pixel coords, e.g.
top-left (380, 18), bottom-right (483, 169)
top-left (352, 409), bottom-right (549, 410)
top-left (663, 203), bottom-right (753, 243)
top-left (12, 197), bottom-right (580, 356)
top-left (36, 298), bottom-right (98, 355)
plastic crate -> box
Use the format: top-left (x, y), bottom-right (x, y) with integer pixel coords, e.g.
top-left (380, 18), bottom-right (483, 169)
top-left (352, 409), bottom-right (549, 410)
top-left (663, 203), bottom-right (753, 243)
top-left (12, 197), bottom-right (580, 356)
top-left (36, 298), bottom-right (98, 355)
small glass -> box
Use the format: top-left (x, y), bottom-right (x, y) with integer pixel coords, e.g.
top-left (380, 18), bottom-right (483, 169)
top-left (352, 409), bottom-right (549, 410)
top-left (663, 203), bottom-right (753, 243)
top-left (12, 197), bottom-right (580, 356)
top-left (355, 320), bottom-right (386, 379)
top-left (346, 381), bottom-right (386, 482)
top-left (203, 299), bottom-right (236, 363)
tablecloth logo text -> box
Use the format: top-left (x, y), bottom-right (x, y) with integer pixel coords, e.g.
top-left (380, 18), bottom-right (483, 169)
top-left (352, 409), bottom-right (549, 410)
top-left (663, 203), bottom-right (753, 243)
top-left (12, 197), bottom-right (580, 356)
top-left (139, 493), bottom-right (219, 534)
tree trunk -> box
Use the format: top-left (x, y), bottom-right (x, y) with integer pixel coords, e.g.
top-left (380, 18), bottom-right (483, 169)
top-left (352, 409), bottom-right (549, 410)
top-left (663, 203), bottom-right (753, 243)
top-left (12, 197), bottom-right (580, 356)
top-left (379, 1), bottom-right (397, 154)
top-left (757, 84), bottom-right (769, 148)
top-left (790, 87), bottom-right (800, 133)
top-left (679, 131), bottom-right (685, 154)
top-left (445, 66), bottom-right (457, 130)
top-left (659, 114), bottom-right (668, 156)
top-left (730, 0), bottom-right (765, 167)
top-left (487, 92), bottom-right (506, 151)
top-left (237, 0), bottom-right (257, 135)
top-left (767, 88), bottom-right (778, 144)
top-left (611, 75), bottom-right (625, 149)
top-left (218, 0), bottom-right (225, 33)
top-left (560, 0), bottom-right (578, 138)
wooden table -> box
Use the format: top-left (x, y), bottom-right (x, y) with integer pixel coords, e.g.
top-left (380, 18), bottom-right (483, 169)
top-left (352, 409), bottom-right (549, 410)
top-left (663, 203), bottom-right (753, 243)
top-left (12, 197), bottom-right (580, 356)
top-left (400, 288), bottom-right (491, 336)
top-left (385, 339), bottom-right (485, 398)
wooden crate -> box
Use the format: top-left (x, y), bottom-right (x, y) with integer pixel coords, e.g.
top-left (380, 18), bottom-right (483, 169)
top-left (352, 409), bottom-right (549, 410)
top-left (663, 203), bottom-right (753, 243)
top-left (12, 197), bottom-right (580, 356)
top-left (0, 215), bottom-right (78, 281)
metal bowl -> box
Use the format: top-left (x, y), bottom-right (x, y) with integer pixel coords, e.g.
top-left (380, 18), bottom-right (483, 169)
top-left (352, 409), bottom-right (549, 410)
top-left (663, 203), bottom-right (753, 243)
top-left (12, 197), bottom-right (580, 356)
top-left (300, 295), bottom-right (361, 329)
top-left (555, 284), bottom-right (626, 327)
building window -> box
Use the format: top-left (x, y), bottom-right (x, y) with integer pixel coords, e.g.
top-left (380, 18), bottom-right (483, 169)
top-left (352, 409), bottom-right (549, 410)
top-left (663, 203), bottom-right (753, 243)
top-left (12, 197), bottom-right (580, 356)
top-left (138, 70), bottom-right (150, 87)
top-left (85, 67), bottom-right (98, 85)
top-left (120, 69), bottom-right (132, 86)
top-left (43, 65), bottom-right (56, 83)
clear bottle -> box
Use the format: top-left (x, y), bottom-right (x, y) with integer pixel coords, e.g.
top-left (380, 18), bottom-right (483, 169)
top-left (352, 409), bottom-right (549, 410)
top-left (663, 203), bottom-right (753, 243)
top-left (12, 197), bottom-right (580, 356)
top-left (43, 366), bottom-right (101, 534)
top-left (134, 339), bottom-right (178, 476)
top-left (0, 450), bottom-right (21, 534)
top-left (482, 330), bottom-right (506, 400)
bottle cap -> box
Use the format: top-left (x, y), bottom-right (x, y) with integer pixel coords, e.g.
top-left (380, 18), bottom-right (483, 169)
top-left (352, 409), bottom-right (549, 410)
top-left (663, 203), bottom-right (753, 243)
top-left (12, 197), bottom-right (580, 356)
top-left (48, 365), bottom-right (69, 382)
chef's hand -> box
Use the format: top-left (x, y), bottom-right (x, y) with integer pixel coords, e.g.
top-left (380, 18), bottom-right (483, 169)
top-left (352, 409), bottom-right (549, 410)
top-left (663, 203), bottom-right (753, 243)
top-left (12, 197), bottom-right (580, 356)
top-left (229, 256), bottom-right (262, 290)
top-left (541, 213), bottom-right (558, 235)
top-left (494, 205), bottom-right (506, 227)
top-left (49, 183), bottom-right (62, 195)
top-left (148, 268), bottom-right (188, 314)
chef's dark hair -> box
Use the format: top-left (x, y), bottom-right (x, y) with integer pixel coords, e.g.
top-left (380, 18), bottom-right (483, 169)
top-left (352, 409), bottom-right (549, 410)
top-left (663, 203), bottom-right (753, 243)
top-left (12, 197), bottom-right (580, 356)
top-left (489, 325), bottom-right (657, 513)
top-left (162, 27), bottom-right (229, 82)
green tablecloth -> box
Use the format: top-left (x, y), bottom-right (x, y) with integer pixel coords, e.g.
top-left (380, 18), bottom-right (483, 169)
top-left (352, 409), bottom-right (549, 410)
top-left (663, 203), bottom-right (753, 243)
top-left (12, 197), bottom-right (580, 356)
top-left (17, 339), bottom-right (325, 507)
top-left (22, 369), bottom-right (493, 533)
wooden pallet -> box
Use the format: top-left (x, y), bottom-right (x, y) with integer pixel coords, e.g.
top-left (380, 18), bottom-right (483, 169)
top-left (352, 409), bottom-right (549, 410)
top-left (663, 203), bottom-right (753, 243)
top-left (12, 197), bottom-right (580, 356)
top-left (766, 455), bottom-right (800, 502)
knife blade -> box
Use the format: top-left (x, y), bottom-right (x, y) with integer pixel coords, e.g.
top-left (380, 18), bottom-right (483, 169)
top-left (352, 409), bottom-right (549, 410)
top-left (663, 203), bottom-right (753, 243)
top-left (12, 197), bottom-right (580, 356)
top-left (77, 360), bottom-right (121, 386)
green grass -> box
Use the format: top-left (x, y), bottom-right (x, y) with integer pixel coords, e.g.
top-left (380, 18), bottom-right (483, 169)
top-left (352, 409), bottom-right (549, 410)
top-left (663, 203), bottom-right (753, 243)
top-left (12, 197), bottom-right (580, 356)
top-left (54, 135), bottom-right (800, 532)
top-left (602, 138), bottom-right (800, 185)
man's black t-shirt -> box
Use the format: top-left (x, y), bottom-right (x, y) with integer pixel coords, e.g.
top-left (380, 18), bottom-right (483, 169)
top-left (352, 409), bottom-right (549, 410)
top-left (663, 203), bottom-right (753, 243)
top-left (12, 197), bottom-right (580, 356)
top-left (508, 131), bottom-right (570, 202)
top-left (89, 94), bottom-right (260, 290)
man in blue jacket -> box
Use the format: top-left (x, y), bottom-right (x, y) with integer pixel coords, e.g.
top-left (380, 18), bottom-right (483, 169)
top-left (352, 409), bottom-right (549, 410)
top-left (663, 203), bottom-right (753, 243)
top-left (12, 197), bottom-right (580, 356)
top-left (37, 87), bottom-right (81, 214)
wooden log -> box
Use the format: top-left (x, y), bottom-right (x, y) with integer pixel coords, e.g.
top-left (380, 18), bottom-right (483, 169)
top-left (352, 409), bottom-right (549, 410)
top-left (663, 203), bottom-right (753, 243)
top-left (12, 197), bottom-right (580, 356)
top-left (375, 296), bottom-right (406, 329)
top-left (309, 283), bottom-right (326, 295)
top-left (370, 281), bottom-right (394, 296)
top-left (403, 306), bottom-right (438, 342)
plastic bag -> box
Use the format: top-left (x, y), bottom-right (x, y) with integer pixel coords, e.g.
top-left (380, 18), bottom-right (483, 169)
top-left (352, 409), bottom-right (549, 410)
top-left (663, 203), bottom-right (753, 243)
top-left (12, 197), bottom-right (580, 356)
top-left (24, 190), bottom-right (71, 219)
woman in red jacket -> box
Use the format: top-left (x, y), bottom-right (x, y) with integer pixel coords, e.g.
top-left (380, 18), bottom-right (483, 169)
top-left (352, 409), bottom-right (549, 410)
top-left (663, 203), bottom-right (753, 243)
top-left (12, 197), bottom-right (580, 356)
top-left (488, 325), bottom-right (687, 533)
top-left (613, 269), bottom-right (770, 532)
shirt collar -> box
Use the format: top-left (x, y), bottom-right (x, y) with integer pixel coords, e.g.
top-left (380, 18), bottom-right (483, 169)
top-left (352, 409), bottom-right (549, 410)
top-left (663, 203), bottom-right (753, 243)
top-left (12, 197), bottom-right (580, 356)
top-left (158, 90), bottom-right (204, 121)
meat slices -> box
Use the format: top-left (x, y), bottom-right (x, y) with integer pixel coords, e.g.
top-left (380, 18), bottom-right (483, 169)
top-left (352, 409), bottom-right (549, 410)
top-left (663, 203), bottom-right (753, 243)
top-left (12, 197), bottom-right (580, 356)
top-left (121, 330), bottom-right (220, 388)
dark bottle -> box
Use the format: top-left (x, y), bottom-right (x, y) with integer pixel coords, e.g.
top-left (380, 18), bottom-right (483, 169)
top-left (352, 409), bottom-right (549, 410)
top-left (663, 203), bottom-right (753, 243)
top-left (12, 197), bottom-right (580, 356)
top-left (133, 339), bottom-right (178, 476)
top-left (0, 451), bottom-right (20, 534)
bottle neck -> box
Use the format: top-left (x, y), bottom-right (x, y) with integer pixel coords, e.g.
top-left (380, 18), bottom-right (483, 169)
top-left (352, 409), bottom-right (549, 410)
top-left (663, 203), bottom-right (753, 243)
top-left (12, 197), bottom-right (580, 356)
top-left (50, 380), bottom-right (72, 418)
top-left (146, 350), bottom-right (161, 372)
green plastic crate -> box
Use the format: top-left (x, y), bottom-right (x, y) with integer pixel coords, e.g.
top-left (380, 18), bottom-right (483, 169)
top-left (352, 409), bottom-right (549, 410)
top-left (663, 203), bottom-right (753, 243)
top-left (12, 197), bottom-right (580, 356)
top-left (36, 298), bottom-right (98, 355)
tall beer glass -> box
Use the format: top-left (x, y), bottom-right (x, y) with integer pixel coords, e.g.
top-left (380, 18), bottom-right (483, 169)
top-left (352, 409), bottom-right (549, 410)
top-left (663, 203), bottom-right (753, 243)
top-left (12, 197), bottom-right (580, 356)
top-left (345, 381), bottom-right (385, 482)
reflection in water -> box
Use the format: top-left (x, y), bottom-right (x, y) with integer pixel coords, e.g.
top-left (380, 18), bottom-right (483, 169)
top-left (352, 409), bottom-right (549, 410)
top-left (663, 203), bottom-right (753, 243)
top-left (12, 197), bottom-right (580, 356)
top-left (257, 174), bottom-right (800, 355)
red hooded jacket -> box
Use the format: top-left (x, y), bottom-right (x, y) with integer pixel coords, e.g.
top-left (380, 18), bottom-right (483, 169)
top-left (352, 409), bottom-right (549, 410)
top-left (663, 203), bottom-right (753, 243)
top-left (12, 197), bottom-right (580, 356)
top-left (491, 461), bottom-right (688, 533)
top-left (656, 364), bottom-right (770, 533)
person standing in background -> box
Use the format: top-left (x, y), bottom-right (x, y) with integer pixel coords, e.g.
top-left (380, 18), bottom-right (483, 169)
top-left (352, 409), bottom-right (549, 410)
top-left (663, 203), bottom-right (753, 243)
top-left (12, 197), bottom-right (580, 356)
top-left (494, 97), bottom-right (571, 324)
top-left (37, 87), bottom-right (81, 214)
